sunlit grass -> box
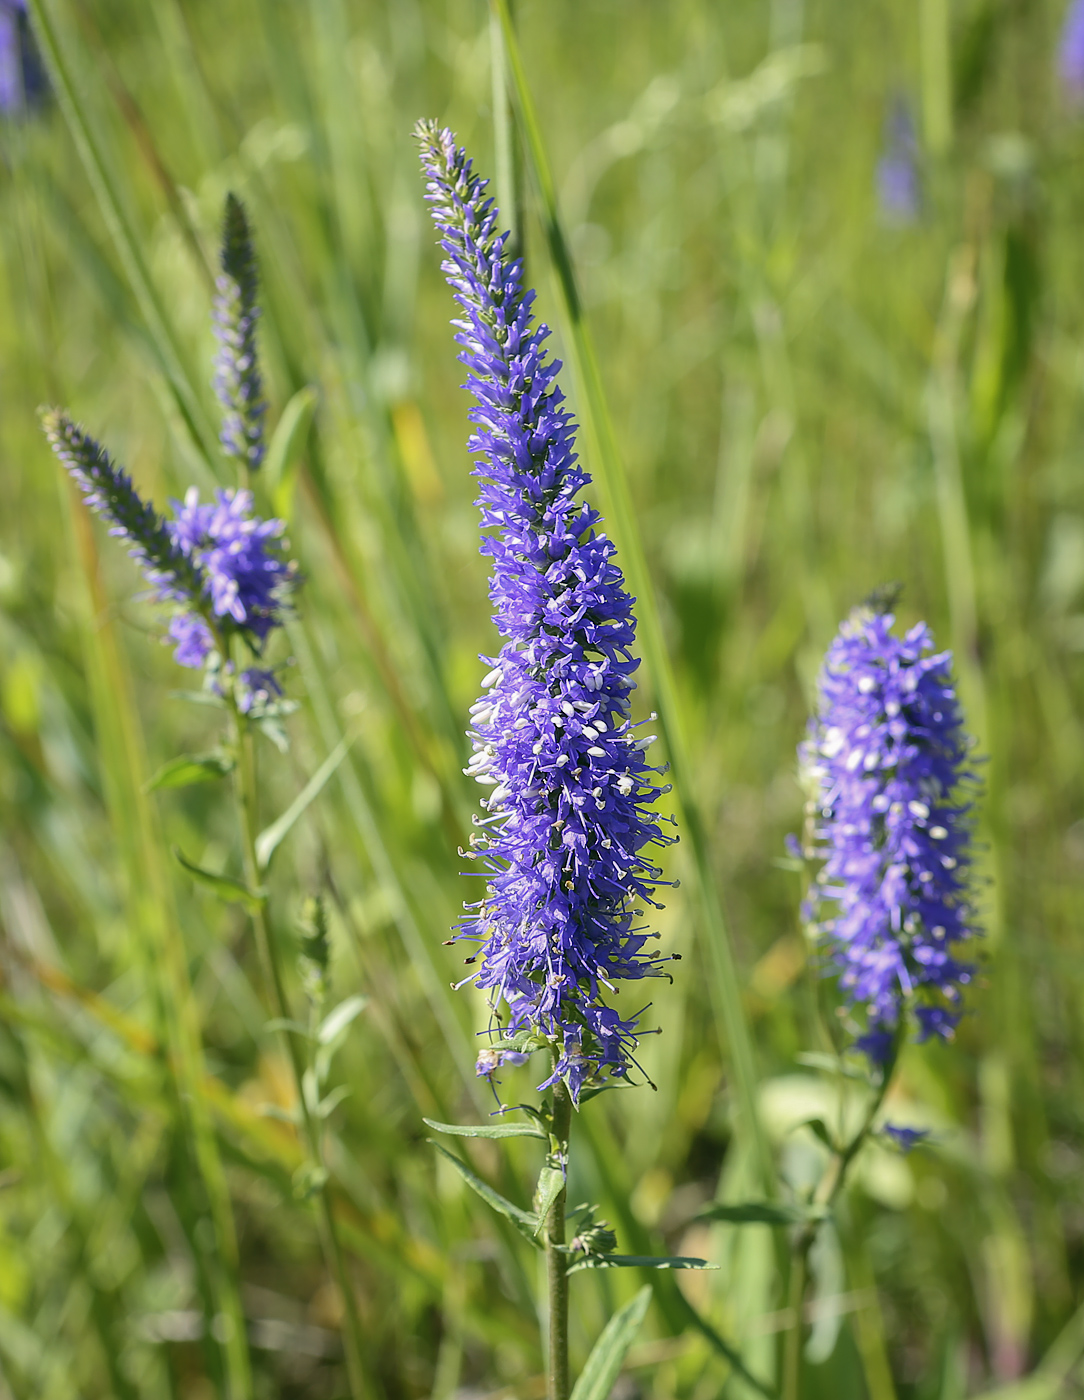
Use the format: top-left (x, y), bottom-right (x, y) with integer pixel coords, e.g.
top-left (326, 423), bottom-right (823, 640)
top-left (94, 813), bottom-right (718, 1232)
top-left (1, 0), bottom-right (1082, 1396)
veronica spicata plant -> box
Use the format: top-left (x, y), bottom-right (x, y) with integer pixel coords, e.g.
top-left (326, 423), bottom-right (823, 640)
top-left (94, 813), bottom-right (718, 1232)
top-left (44, 195), bottom-right (372, 1400)
top-left (416, 120), bottom-right (715, 1400)
top-left (799, 599), bottom-right (976, 1064)
top-left (763, 596), bottom-right (980, 1400)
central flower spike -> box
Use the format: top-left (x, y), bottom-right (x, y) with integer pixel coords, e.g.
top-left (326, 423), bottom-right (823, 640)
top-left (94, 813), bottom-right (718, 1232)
top-left (417, 122), bottom-right (675, 1101)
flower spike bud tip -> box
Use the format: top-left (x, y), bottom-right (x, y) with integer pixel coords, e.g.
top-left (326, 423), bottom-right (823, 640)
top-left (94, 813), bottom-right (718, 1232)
top-left (417, 121), bottom-right (676, 1103)
top-left (44, 410), bottom-right (297, 673)
top-left (42, 409), bottom-right (205, 607)
top-left (213, 193), bottom-right (267, 471)
top-left (799, 602), bottom-right (978, 1062)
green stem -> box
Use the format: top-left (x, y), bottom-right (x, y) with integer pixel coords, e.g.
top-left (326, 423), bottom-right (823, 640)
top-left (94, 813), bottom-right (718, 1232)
top-left (546, 1079), bottom-right (572, 1400)
top-left (781, 1036), bottom-right (902, 1400)
top-left (226, 682), bottom-right (372, 1400)
top-left (69, 506), bottom-right (252, 1400)
top-left (781, 1237), bottom-right (809, 1400)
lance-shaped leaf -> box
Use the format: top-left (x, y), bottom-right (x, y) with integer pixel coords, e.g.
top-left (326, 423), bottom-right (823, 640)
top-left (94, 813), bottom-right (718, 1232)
top-left (533, 1164), bottom-right (565, 1236)
top-left (265, 385), bottom-right (317, 519)
top-left (423, 1118), bottom-right (546, 1141)
top-left (697, 1201), bottom-right (827, 1227)
top-left (796, 1052), bottom-right (872, 1083)
top-left (566, 1254), bottom-right (717, 1275)
top-left (318, 995), bottom-right (369, 1045)
top-left (255, 731), bottom-right (354, 871)
top-left (145, 751), bottom-right (235, 791)
top-left (172, 847), bottom-right (266, 912)
top-left (429, 1140), bottom-right (540, 1246)
top-left (570, 1286), bottom-right (652, 1400)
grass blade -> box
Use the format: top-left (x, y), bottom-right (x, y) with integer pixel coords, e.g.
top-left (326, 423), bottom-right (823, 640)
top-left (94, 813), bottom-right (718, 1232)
top-left (569, 1286), bottom-right (651, 1400)
top-left (492, 0), bottom-right (771, 1189)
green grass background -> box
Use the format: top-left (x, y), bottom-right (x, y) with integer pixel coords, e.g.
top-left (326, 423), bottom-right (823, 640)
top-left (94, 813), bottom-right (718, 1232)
top-left (1, 0), bottom-right (1082, 1396)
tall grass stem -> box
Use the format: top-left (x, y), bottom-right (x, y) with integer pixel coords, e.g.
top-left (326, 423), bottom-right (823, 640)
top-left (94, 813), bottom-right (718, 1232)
top-left (492, 0), bottom-right (772, 1189)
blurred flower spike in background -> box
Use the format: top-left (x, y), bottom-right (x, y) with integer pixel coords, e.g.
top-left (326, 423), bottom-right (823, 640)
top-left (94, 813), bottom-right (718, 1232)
top-left (43, 412), bottom-right (296, 708)
top-left (876, 96), bottom-right (920, 225)
top-left (799, 599), bottom-right (978, 1063)
top-left (1060, 0), bottom-right (1084, 103)
top-left (0, 0), bottom-right (46, 116)
top-left (417, 122), bottom-right (678, 1103)
top-left (214, 194), bottom-right (267, 472)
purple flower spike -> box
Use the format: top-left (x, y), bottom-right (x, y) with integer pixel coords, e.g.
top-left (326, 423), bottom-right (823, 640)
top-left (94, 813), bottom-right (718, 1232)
top-left (0, 0), bottom-right (46, 117)
top-left (876, 97), bottom-right (920, 226)
top-left (42, 410), bottom-right (205, 607)
top-left (43, 410), bottom-right (297, 675)
top-left (213, 194), bottom-right (267, 471)
top-left (1059, 0), bottom-right (1084, 104)
top-left (800, 602), bottom-right (978, 1062)
top-left (417, 121), bottom-right (676, 1102)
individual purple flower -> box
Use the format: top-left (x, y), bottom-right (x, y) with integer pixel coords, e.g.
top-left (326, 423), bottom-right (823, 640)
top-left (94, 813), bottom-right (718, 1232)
top-left (213, 194), bottom-right (267, 471)
top-left (876, 97), bottom-right (920, 225)
top-left (1059, 0), bottom-right (1084, 104)
top-left (169, 612), bottom-right (214, 669)
top-left (799, 602), bottom-right (977, 1063)
top-left (237, 666), bottom-right (284, 715)
top-left (881, 1124), bottom-right (930, 1153)
top-left (417, 122), bottom-right (676, 1102)
top-left (42, 410), bottom-right (205, 608)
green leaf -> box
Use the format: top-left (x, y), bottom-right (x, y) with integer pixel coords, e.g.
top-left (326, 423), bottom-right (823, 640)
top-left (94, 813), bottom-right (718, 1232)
top-left (697, 1201), bottom-right (824, 1227)
top-left (171, 847), bottom-right (266, 912)
top-left (316, 1085), bottom-right (352, 1119)
top-left (428, 1140), bottom-right (540, 1246)
top-left (145, 751), bottom-right (235, 792)
top-left (570, 1287), bottom-right (652, 1400)
top-left (255, 731), bottom-right (355, 872)
top-left (796, 1052), bottom-right (871, 1082)
top-left (265, 385), bottom-right (318, 519)
top-left (802, 1117), bottom-right (838, 1152)
top-left (533, 1164), bottom-right (565, 1236)
top-left (167, 689), bottom-right (226, 709)
top-left (423, 1118), bottom-right (546, 1141)
top-left (317, 995), bottom-right (369, 1045)
top-left (578, 1081), bottom-right (635, 1106)
top-left (566, 1254), bottom-right (717, 1275)
top-left (263, 1018), bottom-right (310, 1038)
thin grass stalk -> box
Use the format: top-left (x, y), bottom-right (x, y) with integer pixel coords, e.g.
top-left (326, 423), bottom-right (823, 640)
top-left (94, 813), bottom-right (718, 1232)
top-left (286, 617), bottom-right (484, 1100)
top-left (27, 0), bottom-right (221, 471)
top-left (66, 495), bottom-right (253, 1400)
top-left (491, 0), bottom-right (772, 1189)
top-left (488, 0), bottom-right (523, 262)
top-left (224, 669), bottom-right (373, 1400)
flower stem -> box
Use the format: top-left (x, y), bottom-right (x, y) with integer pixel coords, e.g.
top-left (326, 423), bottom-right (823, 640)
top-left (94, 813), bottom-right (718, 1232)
top-left (782, 1235), bottom-right (810, 1400)
top-left (227, 690), bottom-right (372, 1400)
top-left (546, 1079), bottom-right (572, 1400)
top-left (781, 1038), bottom-right (902, 1400)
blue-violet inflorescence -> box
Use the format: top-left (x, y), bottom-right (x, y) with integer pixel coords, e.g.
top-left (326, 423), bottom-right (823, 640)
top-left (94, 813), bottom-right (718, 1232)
top-left (44, 410), bottom-right (294, 692)
top-left (213, 193), bottom-right (267, 471)
top-left (1060, 0), bottom-right (1084, 103)
top-left (876, 97), bottom-right (920, 226)
top-left (417, 121), bottom-right (676, 1102)
top-left (798, 604), bottom-right (976, 1063)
